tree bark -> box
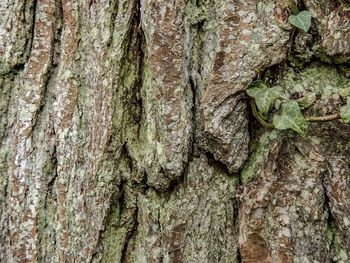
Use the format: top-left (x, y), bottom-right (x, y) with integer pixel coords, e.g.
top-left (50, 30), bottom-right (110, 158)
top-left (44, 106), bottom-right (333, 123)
top-left (1, 0), bottom-right (350, 262)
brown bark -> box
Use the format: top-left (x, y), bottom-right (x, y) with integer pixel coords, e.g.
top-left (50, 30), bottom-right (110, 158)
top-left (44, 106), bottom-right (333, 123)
top-left (1, 0), bottom-right (350, 262)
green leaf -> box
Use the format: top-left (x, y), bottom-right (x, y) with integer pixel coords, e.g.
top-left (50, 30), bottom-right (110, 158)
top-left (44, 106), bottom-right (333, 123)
top-left (297, 92), bottom-right (316, 109)
top-left (340, 97), bottom-right (350, 124)
top-left (289, 10), bottom-right (312, 32)
top-left (247, 82), bottom-right (286, 117)
top-left (338, 87), bottom-right (350, 97)
top-left (273, 101), bottom-right (308, 136)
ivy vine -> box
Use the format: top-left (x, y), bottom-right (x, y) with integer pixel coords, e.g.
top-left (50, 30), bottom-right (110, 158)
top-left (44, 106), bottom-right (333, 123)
top-left (247, 80), bottom-right (348, 136)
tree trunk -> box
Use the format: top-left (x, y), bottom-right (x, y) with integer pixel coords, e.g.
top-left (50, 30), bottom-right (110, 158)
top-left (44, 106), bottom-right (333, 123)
top-left (1, 0), bottom-right (350, 262)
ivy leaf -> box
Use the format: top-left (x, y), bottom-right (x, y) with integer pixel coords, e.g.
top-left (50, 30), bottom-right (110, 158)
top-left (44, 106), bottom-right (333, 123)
top-left (289, 10), bottom-right (312, 32)
top-left (340, 97), bottom-right (350, 124)
top-left (338, 87), bottom-right (350, 97)
top-left (273, 101), bottom-right (308, 136)
top-left (297, 92), bottom-right (316, 109)
top-left (247, 82), bottom-right (286, 117)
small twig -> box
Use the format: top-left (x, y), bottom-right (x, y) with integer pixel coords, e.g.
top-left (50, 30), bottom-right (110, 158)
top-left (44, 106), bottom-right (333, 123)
top-left (305, 113), bottom-right (340, 122)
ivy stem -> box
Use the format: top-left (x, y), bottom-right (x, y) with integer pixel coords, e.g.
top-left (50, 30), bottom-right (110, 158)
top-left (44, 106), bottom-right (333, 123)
top-left (250, 99), bottom-right (275, 129)
top-left (250, 99), bottom-right (341, 128)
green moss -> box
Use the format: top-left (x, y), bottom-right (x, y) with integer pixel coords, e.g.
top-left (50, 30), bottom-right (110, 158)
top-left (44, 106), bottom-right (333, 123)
top-left (186, 2), bottom-right (209, 25)
top-left (100, 199), bottom-right (124, 263)
top-left (272, 64), bottom-right (350, 118)
top-left (240, 130), bottom-right (282, 185)
top-left (0, 149), bottom-right (6, 195)
top-left (326, 225), bottom-right (350, 263)
top-left (325, 225), bottom-right (334, 244)
top-left (277, 64), bottom-right (350, 98)
top-left (309, 136), bottom-right (321, 146)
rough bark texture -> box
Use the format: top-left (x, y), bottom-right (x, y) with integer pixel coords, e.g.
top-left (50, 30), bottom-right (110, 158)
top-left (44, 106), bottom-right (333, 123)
top-left (1, 0), bottom-right (350, 262)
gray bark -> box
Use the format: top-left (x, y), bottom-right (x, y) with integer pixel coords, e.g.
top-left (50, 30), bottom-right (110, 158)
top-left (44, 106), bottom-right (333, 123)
top-left (1, 0), bottom-right (350, 262)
